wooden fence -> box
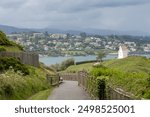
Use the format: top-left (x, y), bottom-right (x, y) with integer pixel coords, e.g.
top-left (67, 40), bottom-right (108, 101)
top-left (59, 71), bottom-right (135, 100)
top-left (78, 71), bottom-right (88, 89)
top-left (77, 71), bottom-right (134, 100)
top-left (0, 52), bottom-right (39, 67)
top-left (46, 74), bottom-right (59, 86)
top-left (60, 73), bottom-right (78, 81)
top-left (107, 86), bottom-right (134, 100)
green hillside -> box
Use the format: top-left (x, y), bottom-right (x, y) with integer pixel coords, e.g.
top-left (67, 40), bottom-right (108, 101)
top-left (62, 63), bottom-right (93, 73)
top-left (0, 30), bottom-right (23, 51)
top-left (103, 56), bottom-right (150, 74)
top-left (62, 56), bottom-right (150, 99)
top-left (0, 31), bottom-right (55, 100)
top-left (91, 56), bottom-right (150, 99)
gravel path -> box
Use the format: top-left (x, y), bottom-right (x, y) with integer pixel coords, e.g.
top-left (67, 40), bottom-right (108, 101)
top-left (48, 80), bottom-right (91, 100)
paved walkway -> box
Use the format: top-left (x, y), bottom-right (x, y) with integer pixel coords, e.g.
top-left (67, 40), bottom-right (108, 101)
top-left (48, 80), bottom-right (91, 100)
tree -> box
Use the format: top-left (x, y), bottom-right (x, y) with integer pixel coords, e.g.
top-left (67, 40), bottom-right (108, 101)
top-left (80, 32), bottom-right (87, 39)
top-left (66, 33), bottom-right (71, 39)
top-left (96, 51), bottom-right (106, 62)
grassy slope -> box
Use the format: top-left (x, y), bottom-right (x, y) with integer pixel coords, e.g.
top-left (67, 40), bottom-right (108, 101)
top-left (0, 31), bottom-right (55, 100)
top-left (102, 56), bottom-right (150, 99)
top-left (0, 64), bottom-right (55, 100)
top-left (103, 56), bottom-right (150, 74)
top-left (0, 45), bottom-right (22, 52)
top-left (0, 30), bottom-right (23, 52)
top-left (62, 63), bottom-right (93, 73)
top-left (28, 89), bottom-right (52, 100)
top-left (63, 56), bottom-right (150, 74)
top-left (62, 56), bottom-right (150, 99)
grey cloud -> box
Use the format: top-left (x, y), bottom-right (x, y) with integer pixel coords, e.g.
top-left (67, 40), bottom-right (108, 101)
top-left (0, 0), bottom-right (26, 9)
top-left (0, 0), bottom-right (150, 32)
top-left (43, 0), bottom-right (150, 13)
top-left (1, 0), bottom-right (150, 13)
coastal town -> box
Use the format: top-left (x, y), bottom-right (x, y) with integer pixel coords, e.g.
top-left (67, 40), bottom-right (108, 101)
top-left (7, 32), bottom-right (150, 56)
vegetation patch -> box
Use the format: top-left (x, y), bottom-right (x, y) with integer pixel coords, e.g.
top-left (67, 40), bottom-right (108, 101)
top-left (0, 69), bottom-right (50, 100)
top-left (0, 47), bottom-right (6, 52)
top-left (0, 31), bottom-right (55, 100)
top-left (67, 56), bottom-right (150, 99)
top-left (51, 58), bottom-right (75, 71)
top-left (0, 57), bottom-right (29, 75)
top-left (89, 56), bottom-right (150, 99)
top-left (28, 89), bottom-right (52, 100)
top-left (0, 30), bottom-right (23, 51)
top-left (62, 63), bottom-right (93, 73)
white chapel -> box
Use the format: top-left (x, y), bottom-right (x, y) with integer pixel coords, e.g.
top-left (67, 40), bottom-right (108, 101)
top-left (118, 45), bottom-right (129, 59)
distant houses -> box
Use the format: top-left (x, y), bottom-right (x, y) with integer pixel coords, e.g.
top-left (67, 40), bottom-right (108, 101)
top-left (118, 45), bottom-right (129, 59)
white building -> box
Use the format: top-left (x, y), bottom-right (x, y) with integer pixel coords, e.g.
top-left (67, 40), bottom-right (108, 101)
top-left (118, 45), bottom-right (129, 59)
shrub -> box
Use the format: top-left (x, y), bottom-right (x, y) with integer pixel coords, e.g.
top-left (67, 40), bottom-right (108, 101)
top-left (0, 47), bottom-right (6, 52)
top-left (90, 66), bottom-right (150, 99)
top-left (51, 58), bottom-right (75, 71)
top-left (0, 30), bottom-right (24, 51)
top-left (0, 31), bottom-right (12, 45)
top-left (61, 58), bottom-right (75, 70)
top-left (97, 76), bottom-right (107, 100)
top-left (0, 70), bottom-right (50, 99)
top-left (0, 57), bottom-right (29, 75)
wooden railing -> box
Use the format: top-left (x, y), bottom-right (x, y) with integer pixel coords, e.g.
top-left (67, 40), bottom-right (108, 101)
top-left (59, 73), bottom-right (78, 81)
top-left (59, 71), bottom-right (135, 100)
top-left (46, 74), bottom-right (59, 86)
top-left (77, 71), bottom-right (134, 100)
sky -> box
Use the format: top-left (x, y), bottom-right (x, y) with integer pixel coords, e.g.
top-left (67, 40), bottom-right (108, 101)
top-left (0, 0), bottom-right (150, 32)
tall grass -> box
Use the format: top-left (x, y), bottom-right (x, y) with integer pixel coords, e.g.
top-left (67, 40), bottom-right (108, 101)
top-left (0, 69), bottom-right (50, 100)
top-left (90, 65), bottom-right (150, 99)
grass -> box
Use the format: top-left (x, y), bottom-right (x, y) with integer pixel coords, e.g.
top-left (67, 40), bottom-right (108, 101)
top-left (61, 56), bottom-right (150, 99)
top-left (92, 56), bottom-right (150, 99)
top-left (28, 89), bottom-right (53, 100)
top-left (62, 63), bottom-right (93, 73)
top-left (103, 56), bottom-right (150, 74)
top-left (0, 63), bottom-right (55, 100)
top-left (0, 31), bottom-right (23, 51)
top-left (62, 56), bottom-right (150, 74)
top-left (0, 31), bottom-right (55, 100)
top-left (0, 46), bottom-right (22, 52)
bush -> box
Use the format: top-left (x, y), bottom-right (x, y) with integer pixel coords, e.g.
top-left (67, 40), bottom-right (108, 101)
top-left (0, 30), bottom-right (24, 51)
top-left (0, 70), bottom-right (50, 99)
top-left (0, 57), bottom-right (29, 75)
top-left (0, 31), bottom-right (12, 45)
top-left (61, 58), bottom-right (75, 70)
top-left (0, 47), bottom-right (6, 52)
top-left (90, 66), bottom-right (150, 99)
top-left (51, 58), bottom-right (75, 71)
top-left (97, 76), bottom-right (106, 100)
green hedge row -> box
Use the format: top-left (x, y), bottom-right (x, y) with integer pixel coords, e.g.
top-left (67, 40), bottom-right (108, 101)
top-left (86, 75), bottom-right (107, 99)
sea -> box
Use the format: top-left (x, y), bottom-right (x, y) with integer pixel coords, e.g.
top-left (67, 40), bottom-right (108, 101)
top-left (39, 54), bottom-right (115, 65)
top-left (39, 53), bottom-right (150, 66)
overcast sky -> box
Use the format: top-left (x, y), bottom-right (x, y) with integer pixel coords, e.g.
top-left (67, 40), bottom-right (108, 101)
top-left (0, 0), bottom-right (150, 32)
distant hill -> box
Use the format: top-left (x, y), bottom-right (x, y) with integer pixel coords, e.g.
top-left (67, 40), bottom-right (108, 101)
top-left (0, 24), bottom-right (150, 36)
top-left (0, 24), bottom-right (32, 34)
